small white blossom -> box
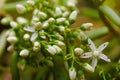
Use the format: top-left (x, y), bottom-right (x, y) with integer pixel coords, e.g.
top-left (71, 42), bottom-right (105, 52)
top-left (42, 21), bottom-right (49, 29)
top-left (19, 49), bottom-right (29, 57)
top-left (16, 4), bottom-right (26, 14)
top-left (79, 31), bottom-right (87, 40)
top-left (69, 67), bottom-right (76, 80)
top-left (55, 40), bottom-right (65, 48)
top-left (23, 26), bottom-right (38, 42)
top-left (80, 39), bottom-right (111, 69)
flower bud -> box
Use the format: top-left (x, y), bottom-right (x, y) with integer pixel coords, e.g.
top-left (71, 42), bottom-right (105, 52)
top-left (34, 22), bottom-right (42, 30)
top-left (67, 2), bottom-right (75, 8)
top-left (16, 4), bottom-right (26, 14)
top-left (17, 17), bottom-right (28, 25)
top-left (32, 16), bottom-right (39, 23)
top-left (80, 23), bottom-right (93, 31)
top-left (23, 34), bottom-right (30, 41)
top-left (69, 10), bottom-right (77, 23)
top-left (33, 41), bottom-right (40, 47)
top-left (69, 67), bottom-right (76, 80)
top-left (56, 18), bottom-right (66, 24)
top-left (79, 31), bottom-right (87, 41)
top-left (55, 7), bottom-right (62, 17)
top-left (53, 45), bottom-right (62, 53)
top-left (58, 26), bottom-right (65, 32)
top-left (74, 48), bottom-right (84, 56)
top-left (10, 21), bottom-right (18, 28)
top-left (55, 40), bottom-right (65, 48)
top-left (62, 11), bottom-right (70, 18)
top-left (19, 49), bottom-right (29, 57)
top-left (48, 17), bottom-right (55, 24)
top-left (83, 63), bottom-right (94, 72)
top-left (47, 45), bottom-right (56, 55)
top-left (7, 36), bottom-right (17, 44)
top-left (42, 21), bottom-right (49, 29)
top-left (27, 0), bottom-right (35, 6)
top-left (1, 17), bottom-right (12, 25)
top-left (38, 11), bottom-right (47, 19)
top-left (7, 45), bottom-right (14, 52)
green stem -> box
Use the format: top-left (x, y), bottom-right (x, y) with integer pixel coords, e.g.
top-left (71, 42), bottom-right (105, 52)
top-left (52, 55), bottom-right (69, 80)
top-left (11, 51), bottom-right (20, 80)
top-left (88, 27), bottom-right (109, 39)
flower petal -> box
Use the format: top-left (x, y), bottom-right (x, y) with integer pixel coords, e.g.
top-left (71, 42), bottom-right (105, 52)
top-left (99, 53), bottom-right (111, 62)
top-left (88, 39), bottom-right (96, 51)
top-left (30, 32), bottom-right (38, 42)
top-left (23, 26), bottom-right (35, 32)
top-left (80, 52), bottom-right (92, 58)
top-left (97, 42), bottom-right (109, 52)
top-left (91, 58), bottom-right (98, 69)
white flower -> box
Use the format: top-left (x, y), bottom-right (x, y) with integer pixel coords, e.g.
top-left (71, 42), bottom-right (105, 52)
top-left (27, 0), bottom-right (35, 6)
top-left (80, 39), bottom-right (111, 69)
top-left (23, 33), bottom-right (30, 41)
top-left (81, 23), bottom-right (93, 30)
top-left (55, 7), bottom-right (62, 17)
top-left (23, 26), bottom-right (38, 42)
top-left (56, 18), bottom-right (66, 24)
top-left (69, 67), bottom-right (76, 80)
top-left (10, 21), bottom-right (18, 28)
top-left (7, 36), bottom-right (17, 44)
top-left (17, 17), bottom-right (28, 25)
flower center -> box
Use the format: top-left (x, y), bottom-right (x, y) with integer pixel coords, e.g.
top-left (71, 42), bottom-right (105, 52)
top-left (93, 50), bottom-right (99, 57)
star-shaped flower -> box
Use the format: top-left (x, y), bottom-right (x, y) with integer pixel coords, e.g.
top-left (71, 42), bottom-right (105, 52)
top-left (80, 39), bottom-right (111, 69)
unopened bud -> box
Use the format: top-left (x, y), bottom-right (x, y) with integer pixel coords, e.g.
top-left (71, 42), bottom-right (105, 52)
top-left (74, 48), bottom-right (84, 56)
top-left (69, 67), bottom-right (76, 80)
top-left (55, 40), bottom-right (65, 48)
top-left (79, 32), bottom-right (87, 40)
top-left (42, 21), bottom-right (49, 29)
top-left (53, 45), bottom-right (62, 53)
top-left (62, 11), bottom-right (70, 18)
top-left (16, 4), bottom-right (26, 14)
top-left (80, 23), bottom-right (93, 31)
top-left (58, 26), bottom-right (65, 32)
top-left (48, 17), bottom-right (55, 24)
top-left (69, 10), bottom-right (77, 24)
top-left (17, 17), bottom-right (28, 25)
top-left (56, 18), bottom-right (66, 24)
top-left (19, 49), bottom-right (29, 57)
top-left (34, 22), bottom-right (42, 30)
top-left (55, 7), bottom-right (62, 17)
top-left (1, 17), bottom-right (12, 25)
top-left (83, 63), bottom-right (94, 72)
top-left (23, 34), bottom-right (30, 41)
top-left (7, 36), bottom-right (17, 44)
top-left (7, 45), bottom-right (14, 52)
top-left (38, 11), bottom-right (47, 19)
top-left (27, 0), bottom-right (35, 6)
top-left (47, 45), bottom-right (56, 55)
top-left (10, 21), bottom-right (18, 28)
